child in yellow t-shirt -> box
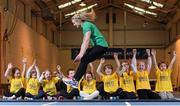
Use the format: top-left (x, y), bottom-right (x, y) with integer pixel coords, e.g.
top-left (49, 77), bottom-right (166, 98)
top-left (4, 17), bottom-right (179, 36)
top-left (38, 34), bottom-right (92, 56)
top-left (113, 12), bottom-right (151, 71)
top-left (131, 49), bottom-right (161, 99)
top-left (55, 67), bottom-right (79, 99)
top-left (118, 60), bottom-right (136, 99)
top-left (39, 70), bottom-right (60, 100)
top-left (3, 58), bottom-right (26, 100)
top-left (52, 65), bottom-right (66, 95)
top-left (151, 50), bottom-right (176, 99)
top-left (24, 60), bottom-right (41, 100)
top-left (80, 63), bottom-right (99, 100)
top-left (96, 53), bottom-right (123, 99)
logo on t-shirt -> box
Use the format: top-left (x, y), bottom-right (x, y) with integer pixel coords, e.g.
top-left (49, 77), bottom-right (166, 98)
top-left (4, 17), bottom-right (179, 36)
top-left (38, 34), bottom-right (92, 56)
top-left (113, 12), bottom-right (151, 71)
top-left (139, 77), bottom-right (147, 82)
top-left (160, 76), bottom-right (168, 81)
top-left (105, 81), bottom-right (115, 87)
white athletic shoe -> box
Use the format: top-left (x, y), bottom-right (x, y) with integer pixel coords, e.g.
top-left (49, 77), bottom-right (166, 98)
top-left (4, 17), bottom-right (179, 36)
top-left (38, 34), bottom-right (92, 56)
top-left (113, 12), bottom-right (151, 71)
top-left (47, 96), bottom-right (53, 100)
top-left (2, 96), bottom-right (8, 100)
top-left (16, 96), bottom-right (22, 100)
top-left (24, 97), bottom-right (33, 100)
top-left (6, 95), bottom-right (16, 100)
top-left (83, 97), bottom-right (91, 100)
top-left (62, 78), bottom-right (78, 89)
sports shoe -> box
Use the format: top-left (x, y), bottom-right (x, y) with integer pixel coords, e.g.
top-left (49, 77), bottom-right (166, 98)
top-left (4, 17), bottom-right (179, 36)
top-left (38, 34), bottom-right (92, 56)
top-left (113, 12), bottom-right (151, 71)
top-left (2, 96), bottom-right (8, 100)
top-left (62, 78), bottom-right (78, 89)
top-left (24, 97), bottom-right (33, 100)
top-left (16, 96), bottom-right (22, 100)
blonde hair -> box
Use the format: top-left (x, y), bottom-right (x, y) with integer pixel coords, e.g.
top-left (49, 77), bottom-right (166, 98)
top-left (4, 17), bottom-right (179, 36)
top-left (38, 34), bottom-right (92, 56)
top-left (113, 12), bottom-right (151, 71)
top-left (72, 9), bottom-right (96, 22)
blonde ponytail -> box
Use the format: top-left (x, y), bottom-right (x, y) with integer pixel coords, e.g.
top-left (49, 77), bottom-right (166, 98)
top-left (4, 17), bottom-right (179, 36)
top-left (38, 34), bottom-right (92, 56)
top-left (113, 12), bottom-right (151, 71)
top-left (83, 9), bottom-right (96, 21)
top-left (72, 9), bottom-right (96, 22)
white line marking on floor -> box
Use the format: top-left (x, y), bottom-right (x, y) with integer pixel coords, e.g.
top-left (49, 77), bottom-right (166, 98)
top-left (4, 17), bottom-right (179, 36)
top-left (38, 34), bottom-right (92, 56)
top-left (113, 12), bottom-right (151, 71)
top-left (125, 102), bottom-right (131, 106)
top-left (41, 102), bottom-right (57, 106)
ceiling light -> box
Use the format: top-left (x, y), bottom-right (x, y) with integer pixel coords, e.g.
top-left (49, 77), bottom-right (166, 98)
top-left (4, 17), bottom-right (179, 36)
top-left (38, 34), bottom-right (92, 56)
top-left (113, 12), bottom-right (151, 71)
top-left (124, 3), bottom-right (158, 16)
top-left (80, 2), bottom-right (86, 7)
top-left (148, 5), bottom-right (156, 9)
top-left (65, 3), bottom-right (97, 17)
top-left (141, 0), bottom-right (163, 8)
top-left (153, 2), bottom-right (163, 8)
top-left (58, 0), bottom-right (81, 9)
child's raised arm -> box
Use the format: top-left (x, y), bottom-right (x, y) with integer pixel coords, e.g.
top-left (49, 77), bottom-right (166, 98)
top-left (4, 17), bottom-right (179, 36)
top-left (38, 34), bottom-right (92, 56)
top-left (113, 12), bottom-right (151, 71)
top-left (118, 65), bottom-right (126, 76)
top-left (131, 49), bottom-right (137, 73)
top-left (146, 49), bottom-right (152, 72)
top-left (114, 53), bottom-right (120, 74)
top-left (168, 51), bottom-right (176, 70)
top-left (96, 58), bottom-right (105, 76)
top-left (34, 61), bottom-right (40, 79)
top-left (89, 63), bottom-right (95, 78)
top-left (57, 65), bottom-right (65, 79)
top-left (151, 49), bottom-right (158, 69)
top-left (39, 72), bottom-right (45, 83)
top-left (4, 63), bottom-right (13, 78)
top-left (22, 57), bottom-right (27, 77)
top-left (26, 59), bottom-right (36, 79)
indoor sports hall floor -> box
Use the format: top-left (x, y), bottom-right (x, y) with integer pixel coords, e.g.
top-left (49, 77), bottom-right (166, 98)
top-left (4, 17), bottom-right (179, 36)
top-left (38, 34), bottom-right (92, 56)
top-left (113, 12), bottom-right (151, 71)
top-left (0, 91), bottom-right (180, 106)
top-left (0, 99), bottom-right (180, 106)
top-left (0, 92), bottom-right (180, 106)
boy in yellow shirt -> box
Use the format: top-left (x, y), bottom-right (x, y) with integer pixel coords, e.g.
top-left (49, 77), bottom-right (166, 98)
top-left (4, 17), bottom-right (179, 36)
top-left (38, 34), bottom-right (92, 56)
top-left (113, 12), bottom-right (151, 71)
top-left (131, 49), bottom-right (161, 99)
top-left (151, 49), bottom-right (176, 99)
top-left (56, 68), bottom-right (80, 99)
top-left (3, 58), bottom-right (26, 100)
top-left (97, 53), bottom-right (123, 99)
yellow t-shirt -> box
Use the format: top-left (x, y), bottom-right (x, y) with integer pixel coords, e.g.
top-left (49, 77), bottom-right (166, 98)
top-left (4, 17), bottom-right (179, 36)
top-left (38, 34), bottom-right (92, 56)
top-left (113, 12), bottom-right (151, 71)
top-left (42, 77), bottom-right (59, 96)
top-left (9, 77), bottom-right (25, 93)
top-left (102, 72), bottom-right (119, 93)
top-left (135, 70), bottom-right (151, 90)
top-left (67, 85), bottom-right (73, 93)
top-left (155, 68), bottom-right (173, 92)
top-left (81, 79), bottom-right (96, 94)
top-left (119, 71), bottom-right (135, 92)
top-left (26, 78), bottom-right (40, 95)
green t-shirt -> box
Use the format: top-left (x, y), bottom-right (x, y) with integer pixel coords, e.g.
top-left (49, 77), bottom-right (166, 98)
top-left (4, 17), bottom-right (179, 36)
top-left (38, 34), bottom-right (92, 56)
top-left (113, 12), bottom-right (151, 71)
top-left (82, 21), bottom-right (108, 47)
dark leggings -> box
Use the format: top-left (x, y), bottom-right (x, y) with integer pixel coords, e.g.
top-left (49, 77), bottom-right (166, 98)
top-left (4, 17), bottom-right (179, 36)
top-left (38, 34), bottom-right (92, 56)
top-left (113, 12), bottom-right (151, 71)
top-left (120, 91), bottom-right (137, 99)
top-left (137, 89), bottom-right (161, 99)
top-left (58, 89), bottom-right (79, 99)
top-left (102, 88), bottom-right (123, 99)
top-left (56, 80), bottom-right (67, 92)
top-left (74, 46), bottom-right (107, 81)
top-left (4, 88), bottom-right (25, 98)
top-left (25, 90), bottom-right (46, 99)
top-left (97, 83), bottom-right (123, 99)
